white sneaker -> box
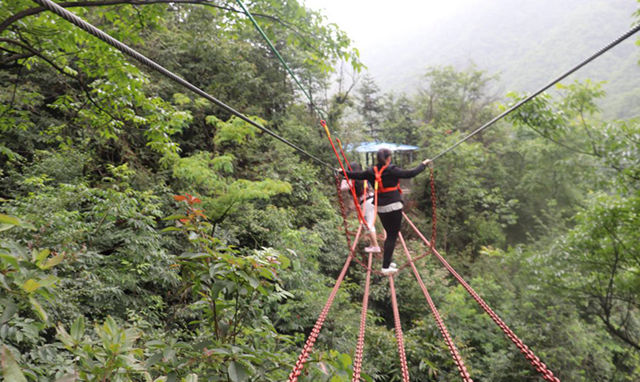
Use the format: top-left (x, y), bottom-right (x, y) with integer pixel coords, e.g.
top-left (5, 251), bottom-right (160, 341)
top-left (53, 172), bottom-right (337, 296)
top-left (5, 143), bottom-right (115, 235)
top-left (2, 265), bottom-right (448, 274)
top-left (364, 246), bottom-right (381, 253)
top-left (381, 263), bottom-right (398, 275)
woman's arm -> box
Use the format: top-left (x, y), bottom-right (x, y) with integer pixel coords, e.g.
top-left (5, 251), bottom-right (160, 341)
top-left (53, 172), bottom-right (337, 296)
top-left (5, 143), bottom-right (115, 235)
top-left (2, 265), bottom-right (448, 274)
top-left (344, 169), bottom-right (368, 180)
top-left (390, 162), bottom-right (427, 178)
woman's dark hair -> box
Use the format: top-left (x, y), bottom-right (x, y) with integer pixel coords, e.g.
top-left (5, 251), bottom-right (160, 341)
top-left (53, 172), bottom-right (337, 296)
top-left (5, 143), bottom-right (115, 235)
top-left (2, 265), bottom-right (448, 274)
top-left (351, 163), bottom-right (364, 197)
top-left (376, 148), bottom-right (392, 166)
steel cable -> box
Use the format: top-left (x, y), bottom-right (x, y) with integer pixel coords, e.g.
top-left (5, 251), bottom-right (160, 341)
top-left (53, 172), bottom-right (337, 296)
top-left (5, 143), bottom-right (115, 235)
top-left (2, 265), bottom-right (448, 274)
top-left (32, 0), bottom-right (332, 168)
top-left (430, 23), bottom-right (640, 162)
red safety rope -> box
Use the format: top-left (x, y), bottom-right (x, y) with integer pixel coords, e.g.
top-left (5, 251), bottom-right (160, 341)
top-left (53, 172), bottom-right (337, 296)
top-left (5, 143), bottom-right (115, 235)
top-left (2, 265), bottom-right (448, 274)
top-left (389, 275), bottom-right (410, 382)
top-left (352, 251), bottom-right (373, 382)
top-left (331, 147), bottom-right (385, 276)
top-left (398, 233), bottom-right (473, 382)
top-left (336, 138), bottom-right (353, 171)
top-left (402, 213), bottom-right (560, 382)
top-left (288, 226), bottom-right (363, 382)
top-left (320, 120), bottom-right (366, 225)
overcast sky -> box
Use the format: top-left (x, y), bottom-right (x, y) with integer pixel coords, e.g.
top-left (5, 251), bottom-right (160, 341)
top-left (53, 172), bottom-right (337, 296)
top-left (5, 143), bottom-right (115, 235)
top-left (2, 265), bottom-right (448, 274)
top-left (303, 0), bottom-right (479, 55)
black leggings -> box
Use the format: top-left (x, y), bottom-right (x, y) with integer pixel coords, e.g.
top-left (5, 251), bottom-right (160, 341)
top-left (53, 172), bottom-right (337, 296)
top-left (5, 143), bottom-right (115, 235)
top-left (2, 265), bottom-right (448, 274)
top-left (378, 209), bottom-right (403, 268)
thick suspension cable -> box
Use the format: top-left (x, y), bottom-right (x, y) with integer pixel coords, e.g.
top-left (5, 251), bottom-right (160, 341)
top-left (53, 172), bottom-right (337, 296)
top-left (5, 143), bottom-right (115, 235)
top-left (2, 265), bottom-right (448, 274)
top-left (31, 0), bottom-right (332, 168)
top-left (398, 233), bottom-right (472, 382)
top-left (430, 23), bottom-right (640, 162)
top-left (352, 251), bottom-right (373, 382)
top-left (403, 213), bottom-right (560, 382)
top-left (288, 225), bottom-right (362, 382)
top-left (389, 275), bottom-right (410, 382)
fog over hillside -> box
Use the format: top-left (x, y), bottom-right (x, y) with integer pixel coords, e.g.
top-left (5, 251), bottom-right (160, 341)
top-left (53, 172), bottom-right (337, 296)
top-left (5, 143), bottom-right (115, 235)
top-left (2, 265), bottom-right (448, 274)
top-left (358, 0), bottom-right (639, 118)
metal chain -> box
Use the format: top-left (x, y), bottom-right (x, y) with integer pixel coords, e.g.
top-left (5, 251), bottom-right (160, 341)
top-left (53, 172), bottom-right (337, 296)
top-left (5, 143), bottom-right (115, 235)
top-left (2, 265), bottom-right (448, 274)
top-left (389, 275), bottom-right (410, 382)
top-left (288, 226), bottom-right (362, 382)
top-left (403, 213), bottom-right (560, 382)
top-left (429, 166), bottom-right (437, 251)
top-left (399, 233), bottom-right (472, 382)
top-left (352, 251), bottom-right (373, 382)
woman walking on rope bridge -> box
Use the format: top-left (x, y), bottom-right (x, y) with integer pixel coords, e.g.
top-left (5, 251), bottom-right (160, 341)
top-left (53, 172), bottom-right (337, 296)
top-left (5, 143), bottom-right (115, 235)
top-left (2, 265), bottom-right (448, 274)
top-left (342, 163), bottom-right (381, 253)
top-left (343, 148), bottom-right (431, 275)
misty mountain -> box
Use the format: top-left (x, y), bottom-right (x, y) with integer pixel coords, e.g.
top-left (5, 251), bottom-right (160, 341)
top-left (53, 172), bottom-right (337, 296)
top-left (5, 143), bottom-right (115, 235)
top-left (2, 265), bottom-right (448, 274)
top-left (360, 0), bottom-right (640, 118)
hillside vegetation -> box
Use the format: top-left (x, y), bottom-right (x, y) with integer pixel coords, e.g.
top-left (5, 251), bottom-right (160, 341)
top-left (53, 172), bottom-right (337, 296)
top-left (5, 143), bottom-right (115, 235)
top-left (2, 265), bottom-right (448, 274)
top-left (364, 0), bottom-right (640, 119)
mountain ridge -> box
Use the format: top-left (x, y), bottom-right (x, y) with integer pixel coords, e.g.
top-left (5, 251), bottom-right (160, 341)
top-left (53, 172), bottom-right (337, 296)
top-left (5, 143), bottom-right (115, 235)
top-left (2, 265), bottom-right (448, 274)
top-left (358, 0), bottom-right (640, 118)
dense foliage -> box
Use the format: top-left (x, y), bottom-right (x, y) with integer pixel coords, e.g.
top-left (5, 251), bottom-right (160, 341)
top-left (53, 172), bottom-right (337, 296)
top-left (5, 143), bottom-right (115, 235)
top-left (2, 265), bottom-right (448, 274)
top-left (1, 1), bottom-right (640, 381)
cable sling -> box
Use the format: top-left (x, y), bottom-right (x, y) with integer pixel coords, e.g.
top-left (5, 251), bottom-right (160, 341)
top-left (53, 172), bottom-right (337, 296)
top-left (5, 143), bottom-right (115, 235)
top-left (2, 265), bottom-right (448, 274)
top-left (30, 0), bottom-right (332, 169)
top-left (398, 233), bottom-right (472, 382)
top-left (430, 23), bottom-right (640, 162)
top-left (235, 0), bottom-right (326, 119)
top-left (403, 213), bottom-right (560, 382)
top-left (389, 275), bottom-right (411, 382)
top-left (288, 225), bottom-right (363, 382)
top-left (352, 251), bottom-right (373, 382)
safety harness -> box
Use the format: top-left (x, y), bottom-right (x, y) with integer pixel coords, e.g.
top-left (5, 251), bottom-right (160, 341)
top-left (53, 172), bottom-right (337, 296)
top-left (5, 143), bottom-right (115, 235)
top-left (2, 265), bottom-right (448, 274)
top-left (373, 164), bottom-right (402, 194)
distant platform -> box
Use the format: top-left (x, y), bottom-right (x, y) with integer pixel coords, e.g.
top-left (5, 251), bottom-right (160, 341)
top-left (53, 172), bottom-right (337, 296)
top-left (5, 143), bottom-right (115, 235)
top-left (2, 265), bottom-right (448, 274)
top-left (348, 141), bottom-right (419, 168)
top-left (350, 142), bottom-right (419, 153)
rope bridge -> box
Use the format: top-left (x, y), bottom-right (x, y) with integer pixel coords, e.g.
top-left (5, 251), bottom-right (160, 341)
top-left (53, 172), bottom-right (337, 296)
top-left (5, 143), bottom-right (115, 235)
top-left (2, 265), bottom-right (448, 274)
top-left (30, 0), bottom-right (640, 379)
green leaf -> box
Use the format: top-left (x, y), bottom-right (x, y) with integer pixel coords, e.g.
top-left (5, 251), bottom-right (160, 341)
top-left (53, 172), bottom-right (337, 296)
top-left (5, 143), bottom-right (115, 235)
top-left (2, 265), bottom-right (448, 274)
top-left (56, 323), bottom-right (74, 348)
top-left (29, 297), bottom-right (48, 322)
top-left (161, 227), bottom-right (183, 232)
top-left (55, 373), bottom-right (78, 382)
top-left (1, 345), bottom-right (28, 382)
top-left (70, 316), bottom-right (85, 342)
top-left (42, 252), bottom-right (65, 269)
top-left (162, 214), bottom-right (188, 221)
top-left (0, 214), bottom-right (20, 226)
top-left (33, 248), bottom-right (49, 264)
top-left (227, 361), bottom-right (248, 382)
top-left (0, 300), bottom-right (17, 325)
top-left (0, 253), bottom-right (19, 269)
top-left (0, 214), bottom-right (34, 230)
top-left (182, 374), bottom-right (198, 382)
top-left (22, 279), bottom-right (41, 293)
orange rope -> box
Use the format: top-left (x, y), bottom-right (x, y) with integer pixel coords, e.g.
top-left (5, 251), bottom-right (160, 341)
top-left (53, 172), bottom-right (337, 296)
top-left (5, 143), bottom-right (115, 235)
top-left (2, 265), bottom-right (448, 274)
top-left (320, 120), bottom-right (366, 225)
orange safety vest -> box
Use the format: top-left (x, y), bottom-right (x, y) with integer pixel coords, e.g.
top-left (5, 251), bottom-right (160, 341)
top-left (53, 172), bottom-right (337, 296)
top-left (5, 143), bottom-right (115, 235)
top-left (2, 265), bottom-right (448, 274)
top-left (373, 164), bottom-right (402, 194)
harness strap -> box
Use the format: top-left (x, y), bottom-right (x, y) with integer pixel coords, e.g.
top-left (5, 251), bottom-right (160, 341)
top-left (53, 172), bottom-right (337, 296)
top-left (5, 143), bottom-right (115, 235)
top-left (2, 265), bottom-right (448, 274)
top-left (373, 164), bottom-right (401, 194)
